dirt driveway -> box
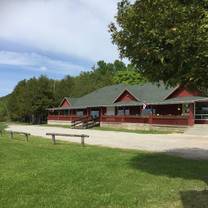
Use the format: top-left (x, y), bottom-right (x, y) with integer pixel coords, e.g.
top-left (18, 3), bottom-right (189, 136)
top-left (7, 124), bottom-right (208, 160)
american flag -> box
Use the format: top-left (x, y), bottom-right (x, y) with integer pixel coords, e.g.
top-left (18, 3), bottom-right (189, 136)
top-left (142, 103), bottom-right (147, 110)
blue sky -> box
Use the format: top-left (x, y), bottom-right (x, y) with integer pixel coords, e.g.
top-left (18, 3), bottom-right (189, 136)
top-left (0, 0), bottom-right (120, 97)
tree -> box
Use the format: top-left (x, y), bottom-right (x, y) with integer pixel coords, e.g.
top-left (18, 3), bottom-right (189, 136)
top-left (8, 80), bottom-right (27, 121)
top-left (0, 96), bottom-right (10, 121)
top-left (109, 0), bottom-right (208, 90)
top-left (70, 60), bottom-right (126, 97)
top-left (28, 76), bottom-right (54, 123)
top-left (113, 70), bottom-right (146, 85)
top-left (54, 75), bottom-right (75, 105)
top-left (8, 76), bottom-right (55, 124)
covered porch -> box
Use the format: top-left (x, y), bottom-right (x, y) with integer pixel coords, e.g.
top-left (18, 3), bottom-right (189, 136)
top-left (101, 103), bottom-right (192, 126)
top-left (47, 104), bottom-right (192, 127)
top-left (47, 97), bottom-right (208, 127)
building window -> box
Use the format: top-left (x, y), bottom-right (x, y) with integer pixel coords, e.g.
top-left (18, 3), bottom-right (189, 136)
top-left (106, 107), bottom-right (115, 116)
top-left (117, 109), bottom-right (124, 115)
top-left (76, 110), bottom-right (84, 117)
top-left (125, 109), bottom-right (130, 115)
top-left (64, 110), bottom-right (69, 115)
top-left (117, 107), bottom-right (130, 116)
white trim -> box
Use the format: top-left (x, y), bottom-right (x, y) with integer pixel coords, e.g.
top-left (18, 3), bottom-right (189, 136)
top-left (59, 97), bottom-right (71, 107)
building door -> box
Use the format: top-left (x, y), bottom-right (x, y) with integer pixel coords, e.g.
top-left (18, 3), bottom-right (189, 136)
top-left (90, 108), bottom-right (100, 119)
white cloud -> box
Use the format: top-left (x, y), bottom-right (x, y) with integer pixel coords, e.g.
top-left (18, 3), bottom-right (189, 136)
top-left (0, 0), bottom-right (120, 63)
top-left (0, 51), bottom-right (85, 75)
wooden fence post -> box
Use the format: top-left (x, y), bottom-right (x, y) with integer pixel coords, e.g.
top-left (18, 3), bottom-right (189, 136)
top-left (81, 135), bottom-right (85, 147)
top-left (10, 131), bottom-right (14, 139)
top-left (25, 134), bottom-right (29, 142)
top-left (52, 134), bottom-right (56, 145)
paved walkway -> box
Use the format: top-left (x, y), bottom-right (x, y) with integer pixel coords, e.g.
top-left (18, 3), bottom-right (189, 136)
top-left (7, 124), bottom-right (208, 160)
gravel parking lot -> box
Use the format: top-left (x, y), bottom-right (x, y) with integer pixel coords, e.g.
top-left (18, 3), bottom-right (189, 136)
top-left (7, 124), bottom-right (208, 160)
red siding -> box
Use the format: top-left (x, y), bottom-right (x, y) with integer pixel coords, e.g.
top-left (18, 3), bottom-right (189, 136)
top-left (101, 115), bottom-right (149, 123)
top-left (115, 90), bottom-right (137, 102)
top-left (152, 116), bottom-right (189, 126)
top-left (167, 86), bottom-right (200, 99)
top-left (101, 115), bottom-right (189, 126)
top-left (61, 99), bottom-right (70, 107)
top-left (48, 115), bottom-right (79, 121)
top-left (195, 120), bottom-right (208, 124)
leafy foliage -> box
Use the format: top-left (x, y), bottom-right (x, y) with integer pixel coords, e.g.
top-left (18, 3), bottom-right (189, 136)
top-left (113, 68), bottom-right (146, 85)
top-left (110, 0), bottom-right (208, 90)
top-left (0, 95), bottom-right (10, 122)
top-left (8, 76), bottom-right (55, 123)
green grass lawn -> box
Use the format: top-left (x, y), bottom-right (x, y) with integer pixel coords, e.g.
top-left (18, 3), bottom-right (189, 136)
top-left (0, 133), bottom-right (208, 208)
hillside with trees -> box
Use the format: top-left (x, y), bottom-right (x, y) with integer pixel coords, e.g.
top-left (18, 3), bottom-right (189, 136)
top-left (1, 60), bottom-right (145, 123)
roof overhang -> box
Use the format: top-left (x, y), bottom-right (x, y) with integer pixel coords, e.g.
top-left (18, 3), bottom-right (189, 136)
top-left (47, 97), bottom-right (208, 111)
top-left (149, 97), bottom-right (208, 106)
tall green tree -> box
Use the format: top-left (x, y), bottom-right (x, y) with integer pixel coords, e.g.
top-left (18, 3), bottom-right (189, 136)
top-left (70, 60), bottom-right (127, 97)
top-left (113, 70), bottom-right (146, 85)
top-left (110, 0), bottom-right (208, 90)
top-left (53, 75), bottom-right (75, 105)
top-left (8, 76), bottom-right (54, 123)
top-left (8, 80), bottom-right (27, 121)
top-left (0, 96), bottom-right (10, 121)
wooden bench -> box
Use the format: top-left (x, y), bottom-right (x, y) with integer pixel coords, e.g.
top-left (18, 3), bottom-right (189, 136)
top-left (6, 131), bottom-right (31, 142)
top-left (46, 133), bottom-right (90, 146)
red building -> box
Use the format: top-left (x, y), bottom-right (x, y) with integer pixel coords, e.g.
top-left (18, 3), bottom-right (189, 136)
top-left (47, 83), bottom-right (208, 129)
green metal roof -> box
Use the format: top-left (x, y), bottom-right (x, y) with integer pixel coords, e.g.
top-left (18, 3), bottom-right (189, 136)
top-left (65, 97), bottom-right (79, 106)
top-left (51, 83), bottom-right (208, 110)
top-left (62, 83), bottom-right (175, 109)
top-left (111, 101), bottom-right (143, 107)
top-left (153, 96), bottom-right (208, 105)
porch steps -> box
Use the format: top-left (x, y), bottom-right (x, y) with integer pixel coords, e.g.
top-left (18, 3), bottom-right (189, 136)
top-left (184, 124), bottom-right (208, 136)
top-left (71, 117), bottom-right (100, 129)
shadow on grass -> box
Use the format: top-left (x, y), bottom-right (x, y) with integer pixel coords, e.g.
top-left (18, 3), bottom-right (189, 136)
top-left (130, 149), bottom-right (208, 208)
top-left (180, 190), bottom-right (208, 208)
top-left (166, 148), bottom-right (208, 161)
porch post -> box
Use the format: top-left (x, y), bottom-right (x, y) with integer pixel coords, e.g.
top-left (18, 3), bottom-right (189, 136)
top-left (87, 108), bottom-right (90, 117)
top-left (148, 105), bottom-right (153, 125)
top-left (58, 110), bottom-right (60, 120)
top-left (188, 103), bottom-right (195, 126)
top-left (100, 107), bottom-right (104, 122)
